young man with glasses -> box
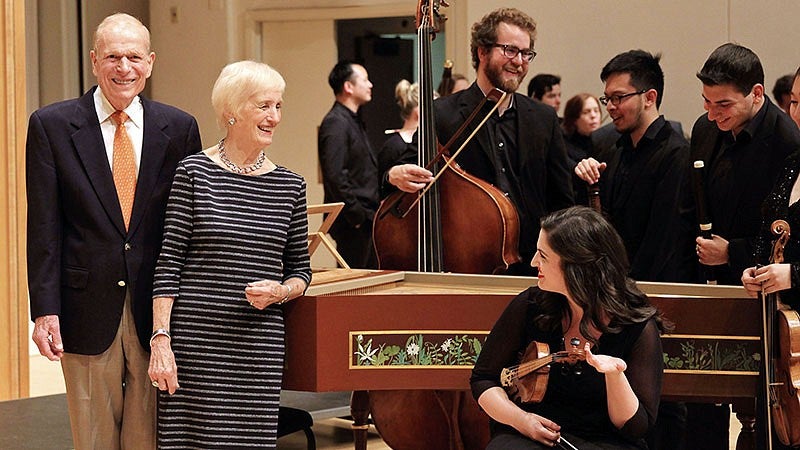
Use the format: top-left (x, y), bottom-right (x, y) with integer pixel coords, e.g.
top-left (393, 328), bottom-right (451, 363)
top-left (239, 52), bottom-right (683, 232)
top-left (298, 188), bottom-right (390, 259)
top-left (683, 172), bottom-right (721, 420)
top-left (574, 50), bottom-right (694, 283)
top-left (688, 43), bottom-right (800, 450)
top-left (388, 7), bottom-right (574, 274)
top-left (575, 49), bottom-right (695, 450)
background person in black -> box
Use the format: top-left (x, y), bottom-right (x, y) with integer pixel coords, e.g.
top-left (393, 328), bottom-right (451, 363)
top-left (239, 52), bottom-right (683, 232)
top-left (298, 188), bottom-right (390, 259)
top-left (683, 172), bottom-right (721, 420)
top-left (562, 93), bottom-right (601, 206)
top-left (574, 50), bottom-right (695, 283)
top-left (378, 79), bottom-right (423, 199)
top-left (318, 60), bottom-right (379, 268)
top-left (528, 73), bottom-right (562, 116)
top-left (471, 206), bottom-right (663, 449)
top-left (387, 8), bottom-right (574, 275)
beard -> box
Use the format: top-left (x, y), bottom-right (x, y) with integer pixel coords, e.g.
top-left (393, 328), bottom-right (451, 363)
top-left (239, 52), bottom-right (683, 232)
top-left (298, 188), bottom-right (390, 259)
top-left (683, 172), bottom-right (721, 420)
top-left (484, 61), bottom-right (526, 93)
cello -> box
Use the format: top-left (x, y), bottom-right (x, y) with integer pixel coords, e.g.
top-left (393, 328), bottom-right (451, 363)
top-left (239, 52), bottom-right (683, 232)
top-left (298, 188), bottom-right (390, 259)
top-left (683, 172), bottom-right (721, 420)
top-left (761, 220), bottom-right (800, 448)
top-left (365, 1), bottom-right (521, 449)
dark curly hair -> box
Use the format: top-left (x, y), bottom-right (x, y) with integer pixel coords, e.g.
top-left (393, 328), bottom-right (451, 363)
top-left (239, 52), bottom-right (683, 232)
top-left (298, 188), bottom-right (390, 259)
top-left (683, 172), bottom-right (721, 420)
top-left (534, 207), bottom-right (662, 343)
top-left (470, 8), bottom-right (536, 70)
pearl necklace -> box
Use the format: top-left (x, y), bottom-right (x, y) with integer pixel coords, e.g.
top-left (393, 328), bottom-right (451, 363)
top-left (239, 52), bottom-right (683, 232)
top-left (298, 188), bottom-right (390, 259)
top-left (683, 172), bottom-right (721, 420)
top-left (218, 139), bottom-right (265, 175)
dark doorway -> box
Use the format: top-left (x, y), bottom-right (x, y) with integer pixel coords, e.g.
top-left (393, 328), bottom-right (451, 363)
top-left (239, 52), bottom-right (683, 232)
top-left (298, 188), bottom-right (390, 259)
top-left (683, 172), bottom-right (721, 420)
top-left (336, 16), bottom-right (446, 154)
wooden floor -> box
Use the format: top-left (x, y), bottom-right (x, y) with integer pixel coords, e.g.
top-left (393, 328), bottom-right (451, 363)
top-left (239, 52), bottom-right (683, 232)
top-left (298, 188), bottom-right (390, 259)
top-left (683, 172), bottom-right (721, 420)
top-left (27, 354), bottom-right (390, 450)
top-left (26, 354), bottom-right (741, 450)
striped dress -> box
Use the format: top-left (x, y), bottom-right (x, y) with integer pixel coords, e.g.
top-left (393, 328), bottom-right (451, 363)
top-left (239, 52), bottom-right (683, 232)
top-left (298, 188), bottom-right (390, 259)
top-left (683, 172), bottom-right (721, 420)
top-left (152, 153), bottom-right (312, 449)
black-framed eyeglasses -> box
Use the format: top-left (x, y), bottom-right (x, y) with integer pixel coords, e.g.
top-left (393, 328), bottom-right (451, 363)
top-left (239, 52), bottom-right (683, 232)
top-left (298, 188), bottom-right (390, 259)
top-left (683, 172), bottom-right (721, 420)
top-left (490, 43), bottom-right (536, 63)
top-left (599, 90), bottom-right (647, 106)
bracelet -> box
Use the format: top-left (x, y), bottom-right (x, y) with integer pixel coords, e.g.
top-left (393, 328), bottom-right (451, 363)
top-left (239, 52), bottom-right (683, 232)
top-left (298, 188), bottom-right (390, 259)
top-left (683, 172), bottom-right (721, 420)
top-left (149, 328), bottom-right (171, 346)
top-left (279, 284), bottom-right (292, 304)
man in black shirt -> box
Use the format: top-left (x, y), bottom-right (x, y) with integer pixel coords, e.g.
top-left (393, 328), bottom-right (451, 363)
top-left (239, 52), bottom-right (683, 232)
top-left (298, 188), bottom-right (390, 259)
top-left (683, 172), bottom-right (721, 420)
top-left (693, 43), bottom-right (800, 286)
top-left (387, 8), bottom-right (574, 274)
top-left (574, 49), bottom-right (694, 450)
top-left (318, 61), bottom-right (379, 268)
top-left (575, 50), bottom-right (694, 283)
top-left (690, 43), bottom-right (800, 450)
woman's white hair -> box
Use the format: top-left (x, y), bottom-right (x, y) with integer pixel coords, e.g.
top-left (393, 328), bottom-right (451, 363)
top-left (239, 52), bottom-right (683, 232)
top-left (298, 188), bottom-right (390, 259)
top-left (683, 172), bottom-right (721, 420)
top-left (211, 60), bottom-right (286, 129)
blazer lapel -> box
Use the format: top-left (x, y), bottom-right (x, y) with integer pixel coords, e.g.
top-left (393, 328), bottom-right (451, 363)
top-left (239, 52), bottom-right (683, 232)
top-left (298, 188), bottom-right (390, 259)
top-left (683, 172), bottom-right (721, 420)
top-left (127, 97), bottom-right (169, 236)
top-left (71, 90), bottom-right (127, 236)
top-left (456, 86), bottom-right (493, 162)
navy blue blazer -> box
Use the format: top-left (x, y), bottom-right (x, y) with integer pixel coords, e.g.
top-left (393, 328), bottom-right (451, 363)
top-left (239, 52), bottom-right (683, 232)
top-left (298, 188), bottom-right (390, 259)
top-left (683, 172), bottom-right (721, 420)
top-left (26, 87), bottom-right (201, 354)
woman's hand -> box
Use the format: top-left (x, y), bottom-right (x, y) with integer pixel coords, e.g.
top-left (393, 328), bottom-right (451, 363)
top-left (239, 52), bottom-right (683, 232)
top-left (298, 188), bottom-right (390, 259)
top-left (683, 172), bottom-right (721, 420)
top-left (513, 411), bottom-right (562, 447)
top-left (148, 336), bottom-right (179, 394)
top-left (245, 279), bottom-right (288, 309)
top-left (742, 263), bottom-right (791, 297)
top-left (584, 342), bottom-right (626, 374)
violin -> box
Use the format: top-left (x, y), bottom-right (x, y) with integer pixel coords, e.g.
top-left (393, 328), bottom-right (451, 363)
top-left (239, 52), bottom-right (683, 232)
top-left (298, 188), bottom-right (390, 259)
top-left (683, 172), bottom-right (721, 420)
top-left (501, 338), bottom-right (586, 403)
top-left (762, 219), bottom-right (800, 447)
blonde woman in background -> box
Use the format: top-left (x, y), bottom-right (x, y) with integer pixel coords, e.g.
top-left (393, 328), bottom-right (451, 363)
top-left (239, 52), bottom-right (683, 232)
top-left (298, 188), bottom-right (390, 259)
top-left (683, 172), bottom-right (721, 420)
top-left (378, 79), bottom-right (432, 197)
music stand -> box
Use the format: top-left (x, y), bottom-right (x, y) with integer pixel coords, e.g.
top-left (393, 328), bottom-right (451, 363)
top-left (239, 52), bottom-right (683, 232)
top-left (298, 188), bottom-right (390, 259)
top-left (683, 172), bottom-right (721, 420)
top-left (307, 202), bottom-right (350, 269)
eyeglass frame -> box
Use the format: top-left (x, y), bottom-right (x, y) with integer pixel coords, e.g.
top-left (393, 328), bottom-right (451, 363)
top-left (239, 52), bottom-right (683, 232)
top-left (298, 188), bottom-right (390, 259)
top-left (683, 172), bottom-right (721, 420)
top-left (599, 89), bottom-right (648, 106)
top-left (489, 43), bottom-right (537, 63)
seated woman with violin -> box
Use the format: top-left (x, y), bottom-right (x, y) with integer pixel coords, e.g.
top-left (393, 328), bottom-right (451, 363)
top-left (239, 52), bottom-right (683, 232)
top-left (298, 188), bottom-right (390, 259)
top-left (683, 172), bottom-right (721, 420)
top-left (471, 206), bottom-right (664, 449)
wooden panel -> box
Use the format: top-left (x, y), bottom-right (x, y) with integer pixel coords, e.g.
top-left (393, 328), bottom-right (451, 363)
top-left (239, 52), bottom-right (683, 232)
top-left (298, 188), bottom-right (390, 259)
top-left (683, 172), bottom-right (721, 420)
top-left (285, 271), bottom-right (759, 405)
top-left (0, 0), bottom-right (29, 400)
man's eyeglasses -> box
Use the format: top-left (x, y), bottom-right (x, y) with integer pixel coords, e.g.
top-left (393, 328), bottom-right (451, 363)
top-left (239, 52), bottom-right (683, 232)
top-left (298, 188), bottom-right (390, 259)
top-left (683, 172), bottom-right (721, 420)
top-left (599, 90), bottom-right (647, 106)
top-left (490, 44), bottom-right (536, 63)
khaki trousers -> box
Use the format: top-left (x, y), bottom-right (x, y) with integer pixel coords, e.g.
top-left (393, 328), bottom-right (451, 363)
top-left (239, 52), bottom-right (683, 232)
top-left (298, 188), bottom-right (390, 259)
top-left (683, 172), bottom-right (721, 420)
top-left (60, 293), bottom-right (155, 450)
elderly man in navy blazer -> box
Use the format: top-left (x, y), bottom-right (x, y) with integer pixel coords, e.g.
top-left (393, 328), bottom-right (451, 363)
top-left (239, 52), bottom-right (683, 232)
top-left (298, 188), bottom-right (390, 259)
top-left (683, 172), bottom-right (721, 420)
top-left (26, 13), bottom-right (201, 450)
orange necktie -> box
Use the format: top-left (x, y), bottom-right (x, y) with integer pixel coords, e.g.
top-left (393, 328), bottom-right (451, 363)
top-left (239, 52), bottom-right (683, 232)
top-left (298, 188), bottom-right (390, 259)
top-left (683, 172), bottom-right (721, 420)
top-left (111, 111), bottom-right (137, 230)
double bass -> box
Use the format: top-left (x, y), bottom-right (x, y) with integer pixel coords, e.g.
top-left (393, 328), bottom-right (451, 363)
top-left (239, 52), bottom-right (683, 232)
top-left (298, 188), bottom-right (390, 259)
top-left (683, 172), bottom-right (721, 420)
top-left (366, 1), bottom-right (521, 449)
top-left (761, 220), bottom-right (800, 448)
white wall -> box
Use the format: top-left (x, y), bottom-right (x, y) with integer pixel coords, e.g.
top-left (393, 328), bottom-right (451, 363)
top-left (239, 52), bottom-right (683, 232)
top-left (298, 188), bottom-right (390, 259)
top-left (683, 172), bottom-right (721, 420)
top-left (143, 0), bottom-right (800, 268)
top-left (461, 0), bottom-right (800, 132)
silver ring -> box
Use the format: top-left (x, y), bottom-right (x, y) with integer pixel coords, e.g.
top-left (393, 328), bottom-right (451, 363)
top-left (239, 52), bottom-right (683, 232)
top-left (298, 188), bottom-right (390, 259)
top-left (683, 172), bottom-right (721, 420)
top-left (152, 381), bottom-right (159, 387)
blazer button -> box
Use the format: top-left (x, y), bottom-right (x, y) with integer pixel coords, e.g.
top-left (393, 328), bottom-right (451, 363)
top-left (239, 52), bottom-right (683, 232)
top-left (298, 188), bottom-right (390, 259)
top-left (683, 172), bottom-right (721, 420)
top-left (124, 243), bottom-right (131, 251)
top-left (118, 280), bottom-right (126, 287)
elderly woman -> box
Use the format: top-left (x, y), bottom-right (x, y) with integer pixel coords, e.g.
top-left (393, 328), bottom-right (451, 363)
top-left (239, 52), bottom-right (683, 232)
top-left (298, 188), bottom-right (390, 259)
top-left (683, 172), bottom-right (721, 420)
top-left (471, 206), bottom-right (663, 449)
top-left (148, 61), bottom-right (311, 447)
top-left (562, 93), bottom-right (602, 206)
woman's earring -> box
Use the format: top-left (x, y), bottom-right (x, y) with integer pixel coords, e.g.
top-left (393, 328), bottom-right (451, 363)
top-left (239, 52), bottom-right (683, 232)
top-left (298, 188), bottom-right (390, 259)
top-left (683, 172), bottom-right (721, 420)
top-left (228, 117), bottom-right (236, 126)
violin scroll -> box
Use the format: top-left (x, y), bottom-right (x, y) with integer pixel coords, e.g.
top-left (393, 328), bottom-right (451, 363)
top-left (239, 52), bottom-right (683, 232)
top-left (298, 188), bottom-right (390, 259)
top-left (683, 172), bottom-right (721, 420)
top-left (501, 340), bottom-right (586, 403)
top-left (770, 219), bottom-right (791, 265)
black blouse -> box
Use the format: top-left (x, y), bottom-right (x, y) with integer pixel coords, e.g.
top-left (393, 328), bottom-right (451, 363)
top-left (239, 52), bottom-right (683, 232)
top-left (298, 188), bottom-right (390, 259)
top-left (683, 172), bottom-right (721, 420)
top-left (754, 150), bottom-right (800, 309)
top-left (470, 287), bottom-right (662, 447)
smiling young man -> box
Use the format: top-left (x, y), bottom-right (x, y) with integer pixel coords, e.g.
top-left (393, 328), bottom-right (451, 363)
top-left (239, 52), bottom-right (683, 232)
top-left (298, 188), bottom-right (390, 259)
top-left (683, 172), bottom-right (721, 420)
top-left (26, 13), bottom-right (201, 450)
top-left (692, 43), bottom-right (800, 286)
top-left (417, 7), bottom-right (574, 274)
top-left (574, 50), bottom-right (694, 284)
top-left (688, 42), bottom-right (800, 450)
